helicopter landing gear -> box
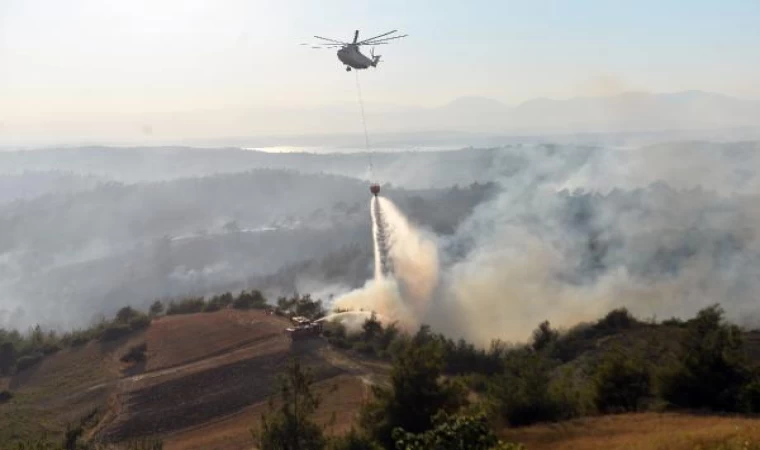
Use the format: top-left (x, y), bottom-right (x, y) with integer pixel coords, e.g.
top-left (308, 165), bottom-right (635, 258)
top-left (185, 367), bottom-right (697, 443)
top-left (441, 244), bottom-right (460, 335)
top-left (345, 66), bottom-right (352, 72)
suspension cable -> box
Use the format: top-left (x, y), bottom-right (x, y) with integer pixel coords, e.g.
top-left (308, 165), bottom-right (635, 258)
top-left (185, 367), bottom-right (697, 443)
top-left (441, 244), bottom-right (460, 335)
top-left (355, 71), bottom-right (373, 177)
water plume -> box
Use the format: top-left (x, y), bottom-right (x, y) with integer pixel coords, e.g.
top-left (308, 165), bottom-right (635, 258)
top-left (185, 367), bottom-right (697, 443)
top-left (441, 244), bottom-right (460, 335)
top-left (372, 196), bottom-right (393, 279)
top-left (336, 144), bottom-right (760, 348)
top-left (377, 197), bottom-right (439, 317)
top-left (333, 196), bottom-right (439, 330)
top-left (318, 310), bottom-right (382, 333)
top-left (331, 277), bottom-right (418, 331)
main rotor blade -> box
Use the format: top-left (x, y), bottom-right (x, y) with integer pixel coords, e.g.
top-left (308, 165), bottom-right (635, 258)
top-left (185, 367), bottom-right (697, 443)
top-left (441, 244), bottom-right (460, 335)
top-left (362, 34), bottom-right (408, 45)
top-left (357, 29), bottom-right (398, 44)
top-left (314, 35), bottom-right (346, 45)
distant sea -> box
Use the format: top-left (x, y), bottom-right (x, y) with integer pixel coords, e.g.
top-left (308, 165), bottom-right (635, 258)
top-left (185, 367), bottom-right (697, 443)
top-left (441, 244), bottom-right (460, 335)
top-left (242, 145), bottom-right (463, 154)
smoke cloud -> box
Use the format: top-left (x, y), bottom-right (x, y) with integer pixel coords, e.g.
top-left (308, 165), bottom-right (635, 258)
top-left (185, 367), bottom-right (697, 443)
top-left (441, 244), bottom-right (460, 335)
top-left (332, 278), bottom-right (419, 332)
top-left (378, 197), bottom-right (439, 317)
top-left (3, 141), bottom-right (760, 343)
top-left (332, 144), bottom-right (760, 346)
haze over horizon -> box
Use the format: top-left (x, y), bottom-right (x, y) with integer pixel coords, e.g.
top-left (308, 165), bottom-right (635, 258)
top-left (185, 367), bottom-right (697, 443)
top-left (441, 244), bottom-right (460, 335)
top-left (2, 0), bottom-right (760, 145)
top-left (2, 0), bottom-right (760, 341)
top-left (3, 89), bottom-right (760, 147)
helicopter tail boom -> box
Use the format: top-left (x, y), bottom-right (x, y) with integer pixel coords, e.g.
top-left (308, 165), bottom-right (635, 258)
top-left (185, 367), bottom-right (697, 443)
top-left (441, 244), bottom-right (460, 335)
top-left (370, 48), bottom-right (381, 67)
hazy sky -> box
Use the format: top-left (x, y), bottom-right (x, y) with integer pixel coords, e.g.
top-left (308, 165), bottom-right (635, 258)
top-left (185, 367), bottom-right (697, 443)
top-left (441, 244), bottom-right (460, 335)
top-left (1, 0), bottom-right (759, 124)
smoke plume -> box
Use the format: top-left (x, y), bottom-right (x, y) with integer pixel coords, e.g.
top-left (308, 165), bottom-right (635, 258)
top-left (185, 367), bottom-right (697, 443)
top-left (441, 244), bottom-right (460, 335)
top-left (333, 144), bottom-right (760, 346)
top-left (333, 196), bottom-right (439, 331)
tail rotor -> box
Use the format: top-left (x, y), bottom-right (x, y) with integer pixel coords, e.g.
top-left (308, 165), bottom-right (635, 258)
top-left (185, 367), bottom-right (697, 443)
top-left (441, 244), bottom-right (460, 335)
top-left (370, 47), bottom-right (382, 67)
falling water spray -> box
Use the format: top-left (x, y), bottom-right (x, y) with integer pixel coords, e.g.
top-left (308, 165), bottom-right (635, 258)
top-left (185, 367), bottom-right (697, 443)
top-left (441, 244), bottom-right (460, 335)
top-left (371, 196), bottom-right (394, 279)
top-left (332, 195), bottom-right (439, 331)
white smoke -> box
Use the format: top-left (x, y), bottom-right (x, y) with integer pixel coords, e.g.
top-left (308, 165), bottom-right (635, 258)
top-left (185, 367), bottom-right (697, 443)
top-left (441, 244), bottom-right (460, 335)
top-left (319, 310), bottom-right (382, 333)
top-left (331, 277), bottom-right (419, 331)
top-left (432, 145), bottom-right (760, 345)
top-left (333, 143), bottom-right (760, 347)
top-left (332, 196), bottom-right (439, 331)
top-left (377, 197), bottom-right (439, 317)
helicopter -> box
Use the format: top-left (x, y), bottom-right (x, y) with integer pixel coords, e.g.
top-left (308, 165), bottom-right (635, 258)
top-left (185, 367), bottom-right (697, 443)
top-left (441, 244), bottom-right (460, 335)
top-left (302, 29), bottom-right (408, 72)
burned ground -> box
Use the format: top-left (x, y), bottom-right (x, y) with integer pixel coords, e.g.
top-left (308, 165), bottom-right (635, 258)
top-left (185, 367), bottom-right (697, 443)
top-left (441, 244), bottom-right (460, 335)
top-left (100, 340), bottom-right (343, 442)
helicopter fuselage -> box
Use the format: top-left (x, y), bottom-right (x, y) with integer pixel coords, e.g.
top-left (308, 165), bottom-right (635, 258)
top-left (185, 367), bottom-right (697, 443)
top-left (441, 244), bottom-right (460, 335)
top-left (337, 44), bottom-right (377, 70)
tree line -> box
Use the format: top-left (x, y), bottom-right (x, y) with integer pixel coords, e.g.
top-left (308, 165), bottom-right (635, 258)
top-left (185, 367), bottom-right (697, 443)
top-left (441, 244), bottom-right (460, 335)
top-left (4, 294), bottom-right (760, 449)
top-left (0, 289), bottom-right (322, 384)
top-left (260, 303), bottom-right (760, 449)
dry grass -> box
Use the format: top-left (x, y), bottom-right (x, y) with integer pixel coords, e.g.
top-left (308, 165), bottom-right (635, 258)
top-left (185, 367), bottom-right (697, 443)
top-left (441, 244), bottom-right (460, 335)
top-left (146, 310), bottom-right (289, 371)
top-left (9, 339), bottom-right (122, 396)
top-left (0, 335), bottom-right (137, 445)
top-left (501, 413), bottom-right (760, 450)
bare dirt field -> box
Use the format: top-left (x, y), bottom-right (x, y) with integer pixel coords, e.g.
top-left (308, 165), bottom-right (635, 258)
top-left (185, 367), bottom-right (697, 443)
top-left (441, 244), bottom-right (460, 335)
top-left (95, 312), bottom-right (355, 443)
top-left (163, 374), bottom-right (369, 450)
top-left (1, 310), bottom-right (326, 445)
top-left (100, 342), bottom-right (343, 442)
top-left (145, 310), bottom-right (290, 371)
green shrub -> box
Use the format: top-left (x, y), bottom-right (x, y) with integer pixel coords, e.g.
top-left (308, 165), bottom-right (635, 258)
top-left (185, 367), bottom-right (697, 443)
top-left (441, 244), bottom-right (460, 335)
top-left (62, 328), bottom-right (98, 347)
top-left (323, 321), bottom-right (351, 349)
top-left (462, 373), bottom-right (491, 394)
top-left (0, 389), bottom-right (12, 403)
top-left (593, 347), bottom-right (651, 413)
top-left (0, 341), bottom-right (17, 375)
top-left (328, 428), bottom-right (381, 450)
top-left (255, 361), bottom-right (326, 450)
top-left (740, 375), bottom-right (760, 413)
top-left (121, 343), bottom-right (148, 364)
top-left (489, 351), bottom-right (568, 426)
top-left (392, 411), bottom-right (524, 450)
top-left (100, 323), bottom-right (132, 341)
top-left (16, 352), bottom-right (44, 372)
top-left (218, 292), bottom-right (234, 307)
top-left (548, 366), bottom-right (596, 418)
top-left (661, 317), bottom-right (685, 327)
top-left (596, 308), bottom-right (640, 332)
top-left (295, 294), bottom-right (325, 319)
top-left (129, 314), bottom-right (151, 331)
top-left (203, 293), bottom-right (233, 312)
top-left (531, 320), bottom-right (559, 352)
top-left (39, 341), bottom-right (62, 355)
top-left (116, 306), bottom-right (141, 324)
top-left (205, 293), bottom-right (234, 312)
top-left (662, 304), bottom-right (753, 412)
top-left (149, 300), bottom-right (165, 317)
top-left (232, 290), bottom-right (267, 310)
top-left (203, 301), bottom-right (222, 313)
top-left (362, 313), bottom-right (383, 341)
top-left (166, 297), bottom-right (206, 315)
top-left (360, 328), bottom-right (467, 448)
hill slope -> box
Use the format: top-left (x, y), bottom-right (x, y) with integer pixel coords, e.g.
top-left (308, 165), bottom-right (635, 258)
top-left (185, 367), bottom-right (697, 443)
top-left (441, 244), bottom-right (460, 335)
top-left (3, 308), bottom-right (760, 449)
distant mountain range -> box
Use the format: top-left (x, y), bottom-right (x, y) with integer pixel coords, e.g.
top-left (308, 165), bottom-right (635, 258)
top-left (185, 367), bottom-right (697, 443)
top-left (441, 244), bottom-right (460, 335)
top-left (2, 91), bottom-right (759, 146)
top-left (347, 90), bottom-right (760, 134)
